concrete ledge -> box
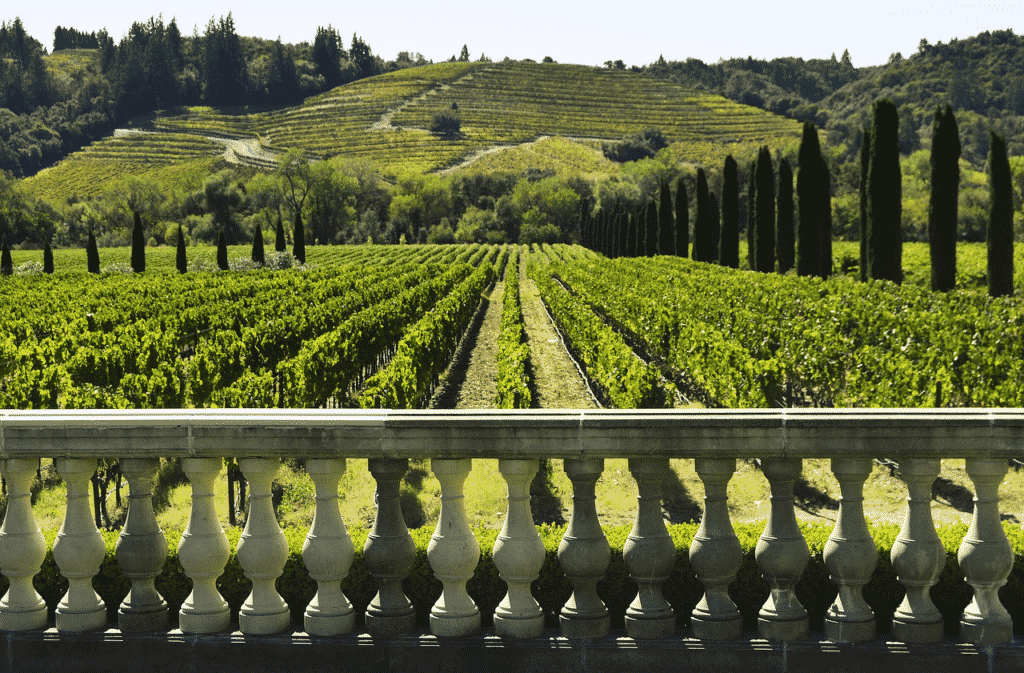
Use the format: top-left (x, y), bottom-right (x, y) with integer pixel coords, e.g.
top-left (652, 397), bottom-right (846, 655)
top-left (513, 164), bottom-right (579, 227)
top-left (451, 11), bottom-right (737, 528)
top-left (3, 627), bottom-right (1022, 673)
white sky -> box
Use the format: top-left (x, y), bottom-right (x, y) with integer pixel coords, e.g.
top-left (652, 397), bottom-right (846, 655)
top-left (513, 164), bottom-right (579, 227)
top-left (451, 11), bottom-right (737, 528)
top-left (10, 1), bottom-right (1024, 69)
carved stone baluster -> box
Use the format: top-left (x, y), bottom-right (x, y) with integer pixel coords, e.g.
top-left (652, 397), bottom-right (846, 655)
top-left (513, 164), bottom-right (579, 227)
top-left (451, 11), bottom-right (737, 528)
top-left (755, 457), bottom-right (809, 641)
top-left (493, 459), bottom-right (546, 638)
top-left (427, 458), bottom-right (480, 637)
top-left (689, 458), bottom-right (743, 640)
top-left (891, 458), bottom-right (945, 643)
top-left (823, 458), bottom-right (877, 643)
top-left (623, 457), bottom-right (676, 639)
top-left (178, 457), bottom-right (231, 634)
top-left (958, 458), bottom-right (1014, 645)
top-left (0, 458), bottom-right (48, 631)
top-left (52, 458), bottom-right (107, 632)
top-left (236, 457), bottom-right (290, 635)
top-left (363, 458), bottom-right (416, 636)
top-left (558, 458), bottom-right (610, 639)
top-left (302, 458), bottom-right (355, 636)
top-left (116, 457), bottom-right (169, 631)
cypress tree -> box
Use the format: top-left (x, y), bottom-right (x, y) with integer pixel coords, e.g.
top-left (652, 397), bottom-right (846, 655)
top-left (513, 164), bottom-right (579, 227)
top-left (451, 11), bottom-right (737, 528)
top-left (43, 241), bottom-right (53, 274)
top-left (708, 191), bottom-right (721, 265)
top-left (754, 146), bottom-right (776, 273)
top-left (293, 212), bottom-right (306, 264)
top-left (796, 123), bottom-right (822, 277)
top-left (776, 158), bottom-right (795, 274)
top-left (275, 213), bottom-right (286, 252)
top-left (987, 132), bottom-right (1014, 297)
top-left (721, 156), bottom-right (739, 268)
top-left (217, 230), bottom-right (229, 271)
top-left (252, 225), bottom-right (266, 266)
top-left (867, 100), bottom-right (903, 284)
top-left (659, 182), bottom-right (675, 255)
top-left (131, 211), bottom-right (145, 273)
top-left (747, 160), bottom-right (757, 269)
top-left (86, 231), bottom-right (100, 274)
top-left (644, 201), bottom-right (658, 256)
top-left (693, 169), bottom-right (711, 262)
top-left (928, 105), bottom-right (960, 292)
top-left (819, 158), bottom-right (833, 280)
top-left (616, 204), bottom-right (627, 259)
top-left (859, 124), bottom-right (871, 282)
top-left (0, 243), bottom-right (11, 276)
top-left (674, 178), bottom-right (689, 258)
top-left (627, 210), bottom-right (639, 258)
top-left (176, 224), bottom-right (187, 273)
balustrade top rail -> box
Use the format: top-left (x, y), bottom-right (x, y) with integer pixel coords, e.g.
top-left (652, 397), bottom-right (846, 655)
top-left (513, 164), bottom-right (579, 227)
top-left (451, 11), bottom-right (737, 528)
top-left (1, 408), bottom-right (1022, 459)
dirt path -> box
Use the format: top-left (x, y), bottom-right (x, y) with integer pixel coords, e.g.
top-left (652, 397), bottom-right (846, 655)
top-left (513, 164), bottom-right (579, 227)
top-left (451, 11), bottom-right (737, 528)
top-left (430, 280), bottom-right (504, 409)
top-left (113, 128), bottom-right (281, 170)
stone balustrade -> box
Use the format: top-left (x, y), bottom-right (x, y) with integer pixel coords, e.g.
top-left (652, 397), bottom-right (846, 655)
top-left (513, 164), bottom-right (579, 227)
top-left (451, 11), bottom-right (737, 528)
top-left (0, 408), bottom-right (1021, 665)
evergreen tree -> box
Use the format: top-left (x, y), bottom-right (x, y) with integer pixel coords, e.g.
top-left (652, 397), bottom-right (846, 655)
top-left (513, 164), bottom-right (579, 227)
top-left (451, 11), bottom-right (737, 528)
top-left (928, 105), bottom-right (960, 292)
top-left (659, 182), bottom-right (674, 255)
top-left (796, 123), bottom-right (822, 277)
top-left (708, 190), bottom-right (721, 265)
top-left (859, 123), bottom-right (870, 282)
top-left (644, 200), bottom-right (658, 256)
top-left (987, 132), bottom-right (1014, 297)
top-left (616, 205), bottom-right (627, 258)
top-left (252, 224), bottom-right (265, 265)
top-left (754, 146), bottom-right (776, 273)
top-left (693, 169), bottom-right (711, 262)
top-left (674, 178), bottom-right (688, 258)
top-left (747, 160), bottom-right (757, 269)
top-left (217, 230), bottom-right (229, 271)
top-left (867, 100), bottom-right (903, 284)
top-left (275, 214), bottom-right (286, 252)
top-left (176, 224), bottom-right (187, 273)
top-left (626, 210), bottom-right (638, 258)
top-left (721, 156), bottom-right (740, 268)
top-left (312, 26), bottom-right (344, 89)
top-left (43, 241), bottom-right (53, 274)
top-left (86, 231), bottom-right (100, 273)
top-left (0, 242), bottom-right (10, 276)
top-left (776, 158), bottom-right (795, 274)
top-left (819, 159), bottom-right (833, 279)
top-left (293, 212), bottom-right (306, 264)
top-left (131, 211), bottom-right (145, 273)
top-left (459, 44), bottom-right (470, 62)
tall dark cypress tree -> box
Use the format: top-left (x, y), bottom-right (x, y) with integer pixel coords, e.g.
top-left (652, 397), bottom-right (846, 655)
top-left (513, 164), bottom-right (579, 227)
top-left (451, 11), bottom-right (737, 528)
top-left (754, 147), bottom-right (776, 273)
top-left (43, 241), bottom-right (53, 274)
top-left (708, 191), bottom-right (721, 265)
top-left (131, 211), bottom-right (145, 273)
top-left (721, 156), bottom-right (739, 268)
top-left (627, 210), bottom-right (639, 258)
top-left (644, 201), bottom-right (658, 257)
top-left (867, 100), bottom-right (903, 284)
top-left (275, 214), bottom-right (286, 252)
top-left (0, 243), bottom-right (11, 276)
top-left (859, 124), bottom-right (871, 282)
top-left (659, 182), bottom-right (675, 255)
top-left (693, 169), bottom-right (711, 262)
top-left (776, 158), bottom-right (795, 274)
top-left (293, 212), bottom-right (306, 264)
top-left (987, 132), bottom-right (1014, 297)
top-left (674, 178), bottom-right (689, 258)
top-left (87, 231), bottom-right (100, 274)
top-left (796, 123), bottom-right (822, 277)
top-left (747, 160), bottom-right (757, 269)
top-left (616, 205), bottom-right (627, 259)
top-left (928, 105), bottom-right (960, 292)
top-left (176, 224), bottom-right (187, 273)
top-left (252, 224), bottom-right (266, 265)
top-left (217, 230), bottom-right (229, 271)
top-left (819, 159), bottom-right (833, 280)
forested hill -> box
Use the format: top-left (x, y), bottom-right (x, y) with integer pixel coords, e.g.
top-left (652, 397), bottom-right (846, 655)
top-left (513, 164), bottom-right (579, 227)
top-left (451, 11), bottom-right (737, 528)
top-left (639, 28), bottom-right (1024, 167)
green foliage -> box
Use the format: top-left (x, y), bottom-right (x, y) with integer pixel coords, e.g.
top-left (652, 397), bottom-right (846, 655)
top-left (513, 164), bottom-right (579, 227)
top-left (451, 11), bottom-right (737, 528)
top-left (754, 146), bottom-right (776, 273)
top-left (603, 128), bottom-right (669, 163)
top-left (776, 158), bottom-right (794, 273)
top-left (675, 177), bottom-right (690, 259)
top-left (867, 100), bottom-right (903, 284)
top-left (429, 107), bottom-right (462, 139)
top-left (720, 158), bottom-right (738, 267)
top-left (929, 106), bottom-right (961, 292)
top-left (797, 123), bottom-right (823, 277)
top-left (988, 132), bottom-right (1015, 297)
top-left (495, 248), bottom-right (531, 408)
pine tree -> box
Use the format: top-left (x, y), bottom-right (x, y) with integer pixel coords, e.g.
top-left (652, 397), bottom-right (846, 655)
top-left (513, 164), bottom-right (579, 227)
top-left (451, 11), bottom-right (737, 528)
top-left (176, 224), bottom-right (187, 273)
top-left (252, 225), bottom-right (265, 266)
top-left (859, 123), bottom-right (871, 282)
top-left (644, 201), bottom-right (658, 256)
top-left (987, 132), bottom-right (1014, 297)
top-left (131, 211), bottom-right (145, 273)
top-left (796, 123), bottom-right (822, 277)
top-left (721, 156), bottom-right (740, 268)
top-left (867, 100), bottom-right (903, 284)
top-left (693, 169), bottom-right (711, 262)
top-left (43, 241), bottom-right (53, 274)
top-left (86, 231), bottom-right (100, 273)
top-left (293, 212), bottom-right (306, 264)
top-left (747, 160), bottom-right (757, 269)
top-left (217, 230), bottom-right (229, 271)
top-left (929, 105), bottom-right (960, 292)
top-left (819, 159), bottom-right (833, 280)
top-left (275, 214), bottom-right (286, 252)
top-left (754, 147), bottom-right (776, 273)
top-left (659, 182), bottom-right (675, 255)
top-left (674, 178), bottom-right (688, 258)
top-left (776, 158), bottom-right (795, 274)
top-left (0, 243), bottom-right (11, 276)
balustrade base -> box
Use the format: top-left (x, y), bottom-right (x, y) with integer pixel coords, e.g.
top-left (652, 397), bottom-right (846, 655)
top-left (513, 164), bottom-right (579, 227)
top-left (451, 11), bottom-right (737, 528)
top-left (493, 612), bottom-right (544, 639)
top-left (891, 618), bottom-right (943, 644)
top-left (55, 607), bottom-right (107, 633)
top-left (429, 611), bottom-right (480, 638)
top-left (118, 608), bottom-right (169, 633)
top-left (960, 620), bottom-right (1013, 646)
top-left (825, 617), bottom-right (875, 644)
top-left (757, 616), bottom-right (808, 641)
top-left (178, 610), bottom-right (230, 635)
top-left (690, 615), bottom-right (742, 641)
top-left (624, 615), bottom-right (676, 639)
top-left (304, 611), bottom-right (355, 637)
top-left (238, 609), bottom-right (290, 636)
top-left (0, 606), bottom-right (47, 632)
top-left (559, 614), bottom-right (610, 640)
top-left (364, 610), bottom-right (416, 637)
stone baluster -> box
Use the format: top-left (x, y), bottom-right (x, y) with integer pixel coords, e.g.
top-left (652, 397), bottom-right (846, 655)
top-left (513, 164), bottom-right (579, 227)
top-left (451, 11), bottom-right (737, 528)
top-left (236, 458), bottom-right (290, 635)
top-left (890, 458), bottom-right (945, 643)
top-left (822, 458), bottom-right (877, 642)
top-left (958, 458), bottom-right (1014, 645)
top-left (52, 458), bottom-right (107, 632)
top-left (755, 457), bottom-right (809, 641)
top-left (558, 458), bottom-right (610, 639)
top-left (493, 459), bottom-right (546, 638)
top-left (689, 458), bottom-right (743, 640)
top-left (178, 457), bottom-right (231, 634)
top-left (302, 458), bottom-right (355, 636)
top-left (623, 457), bottom-right (676, 639)
top-left (363, 458), bottom-right (417, 636)
top-left (116, 457), bottom-right (169, 631)
top-left (0, 459), bottom-right (48, 631)
top-left (427, 458), bottom-right (480, 637)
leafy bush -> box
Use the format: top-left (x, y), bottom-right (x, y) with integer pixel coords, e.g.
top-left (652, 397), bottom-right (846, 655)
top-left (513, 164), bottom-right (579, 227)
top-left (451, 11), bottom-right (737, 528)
top-left (429, 107), bottom-right (462, 138)
top-left (602, 128), bottom-right (669, 162)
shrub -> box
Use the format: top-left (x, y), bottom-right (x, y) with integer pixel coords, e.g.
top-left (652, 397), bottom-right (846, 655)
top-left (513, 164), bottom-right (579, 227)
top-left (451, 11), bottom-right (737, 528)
top-left (602, 128), bottom-right (669, 163)
top-left (426, 221), bottom-right (456, 244)
top-left (429, 107), bottom-right (462, 138)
